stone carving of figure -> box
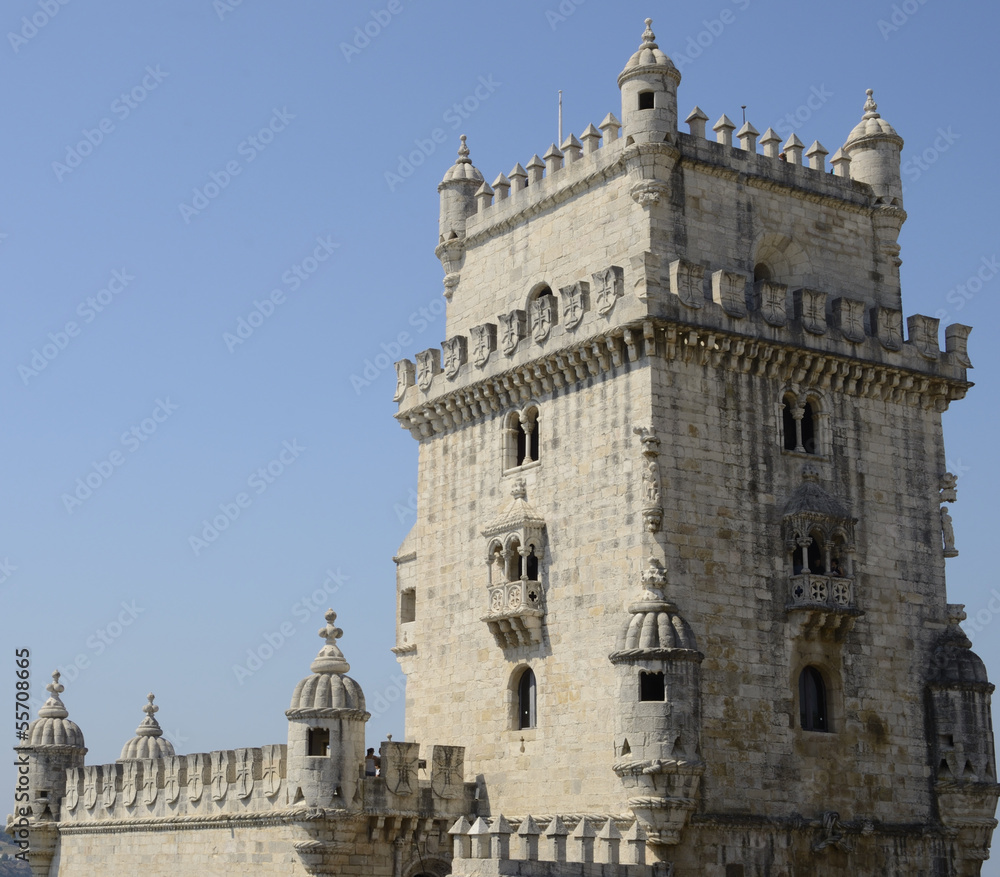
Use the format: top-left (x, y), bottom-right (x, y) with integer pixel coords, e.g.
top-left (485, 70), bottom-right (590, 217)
top-left (644, 458), bottom-right (661, 505)
top-left (941, 506), bottom-right (958, 557)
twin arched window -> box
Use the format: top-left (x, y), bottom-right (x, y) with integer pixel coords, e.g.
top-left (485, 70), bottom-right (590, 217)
top-left (781, 392), bottom-right (819, 455)
top-left (505, 406), bottom-right (540, 470)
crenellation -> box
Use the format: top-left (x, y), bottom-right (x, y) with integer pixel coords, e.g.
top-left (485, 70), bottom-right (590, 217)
top-left (712, 114), bottom-right (735, 147)
top-left (783, 133), bottom-right (804, 165)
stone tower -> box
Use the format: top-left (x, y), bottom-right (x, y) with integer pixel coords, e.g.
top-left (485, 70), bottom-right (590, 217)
top-left (392, 17), bottom-right (998, 876)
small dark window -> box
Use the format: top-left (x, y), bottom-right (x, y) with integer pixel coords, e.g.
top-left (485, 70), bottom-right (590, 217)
top-left (307, 728), bottom-right (330, 756)
top-left (782, 396), bottom-right (797, 451)
top-left (799, 666), bottom-right (829, 732)
top-left (726, 866), bottom-right (746, 877)
top-left (639, 671), bottom-right (665, 702)
top-left (753, 263), bottom-right (772, 283)
top-left (518, 668), bottom-right (536, 729)
top-left (516, 422), bottom-right (527, 466)
top-left (400, 588), bottom-right (416, 623)
top-left (525, 548), bottom-right (538, 581)
top-left (801, 401), bottom-right (816, 454)
top-left (807, 534), bottom-right (823, 575)
top-left (638, 91), bottom-right (655, 110)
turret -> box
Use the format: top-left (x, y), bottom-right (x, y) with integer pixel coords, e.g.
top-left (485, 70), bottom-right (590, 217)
top-left (118, 693), bottom-right (175, 761)
top-left (843, 89), bottom-right (906, 309)
top-left (437, 135), bottom-right (483, 243)
top-left (286, 609), bottom-right (369, 809)
top-left (617, 19), bottom-right (681, 145)
top-left (8, 672), bottom-right (86, 877)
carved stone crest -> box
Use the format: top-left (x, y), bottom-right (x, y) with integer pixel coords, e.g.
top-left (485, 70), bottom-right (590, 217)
top-left (940, 472), bottom-right (958, 504)
top-left (235, 748), bottom-right (255, 799)
top-left (122, 760), bottom-right (139, 806)
top-left (102, 765), bottom-right (119, 809)
top-left (530, 295), bottom-right (555, 343)
top-left (711, 269), bottom-right (747, 317)
top-left (945, 323), bottom-right (972, 367)
top-left (381, 740), bottom-right (420, 796)
top-left (83, 765), bottom-right (99, 810)
top-left (187, 753), bottom-right (205, 803)
top-left (430, 745), bottom-right (465, 799)
top-left (64, 768), bottom-right (81, 812)
top-left (669, 259), bottom-right (705, 309)
top-left (415, 348), bottom-right (441, 391)
top-left (471, 323), bottom-right (497, 368)
top-left (871, 306), bottom-right (903, 350)
top-left (794, 288), bottom-right (827, 335)
top-left (833, 297), bottom-right (866, 342)
top-left (754, 281), bottom-right (788, 327)
top-left (393, 359), bottom-right (415, 402)
top-left (560, 282), bottom-right (588, 330)
top-left (164, 756), bottom-right (183, 804)
top-left (141, 758), bottom-right (158, 805)
top-left (907, 314), bottom-right (940, 360)
top-left (592, 266), bottom-right (624, 316)
top-left (261, 744), bottom-right (285, 797)
top-left (442, 335), bottom-right (467, 379)
top-left (498, 310), bottom-right (527, 356)
top-left (211, 750), bottom-right (230, 801)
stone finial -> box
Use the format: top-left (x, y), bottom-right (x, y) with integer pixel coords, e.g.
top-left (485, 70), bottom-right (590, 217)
top-left (783, 133), bottom-right (804, 165)
top-left (310, 609), bottom-right (350, 675)
top-left (475, 180), bottom-right (494, 212)
top-left (561, 133), bottom-right (583, 163)
top-left (737, 121), bottom-right (759, 153)
top-left (456, 134), bottom-right (471, 163)
top-left (492, 172), bottom-right (511, 201)
top-left (581, 123), bottom-right (602, 154)
top-left (35, 669), bottom-right (69, 719)
top-left (640, 556), bottom-right (669, 596)
top-left (510, 477), bottom-right (528, 501)
top-left (134, 693), bottom-right (164, 738)
top-left (641, 17), bottom-right (657, 48)
top-left (685, 106), bottom-right (709, 139)
top-left (599, 112), bottom-right (622, 142)
top-left (526, 154), bottom-right (545, 185)
top-left (801, 462), bottom-right (821, 483)
top-left (760, 127), bottom-right (781, 159)
top-left (543, 143), bottom-right (564, 175)
top-left (713, 114), bottom-right (736, 147)
top-left (863, 88), bottom-right (879, 119)
top-left (509, 163), bottom-right (528, 191)
top-left (830, 147), bottom-right (851, 178)
top-left (806, 140), bottom-right (829, 171)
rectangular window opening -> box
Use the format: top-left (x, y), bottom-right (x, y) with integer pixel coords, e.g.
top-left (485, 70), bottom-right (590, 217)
top-left (639, 671), bottom-right (665, 702)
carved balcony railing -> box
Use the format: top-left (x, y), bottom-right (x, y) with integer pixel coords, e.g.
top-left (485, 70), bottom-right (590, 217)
top-left (482, 580), bottom-right (544, 648)
top-left (786, 574), bottom-right (862, 641)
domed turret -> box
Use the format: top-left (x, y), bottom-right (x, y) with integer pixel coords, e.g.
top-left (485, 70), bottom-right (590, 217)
top-left (119, 694), bottom-right (176, 761)
top-left (843, 89), bottom-right (904, 206)
top-left (437, 135), bottom-right (483, 242)
top-left (617, 19), bottom-right (681, 145)
top-left (286, 609), bottom-right (370, 809)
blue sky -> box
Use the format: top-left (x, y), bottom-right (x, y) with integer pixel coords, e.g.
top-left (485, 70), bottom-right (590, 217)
top-left (2, 0), bottom-right (999, 858)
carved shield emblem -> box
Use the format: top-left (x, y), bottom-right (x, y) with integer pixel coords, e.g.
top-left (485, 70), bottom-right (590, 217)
top-left (415, 349), bottom-right (440, 391)
top-left (187, 754), bottom-right (205, 803)
top-left (83, 766), bottom-right (98, 810)
top-left (756, 281), bottom-right (787, 327)
top-left (530, 296), bottom-right (554, 343)
top-left (141, 759), bottom-right (157, 805)
top-left (442, 336), bottom-right (467, 380)
top-left (873, 306), bottom-right (903, 350)
top-left (382, 741), bottom-right (420, 796)
top-left (498, 311), bottom-right (526, 356)
top-left (102, 765), bottom-right (118, 809)
top-left (235, 749), bottom-right (253, 799)
top-left (211, 751), bottom-right (229, 801)
top-left (261, 744), bottom-right (284, 797)
top-left (64, 768), bottom-right (81, 812)
top-left (431, 745), bottom-right (465, 799)
top-left (835, 297), bottom-right (866, 343)
top-left (471, 324), bottom-right (496, 368)
top-left (393, 359), bottom-right (415, 402)
top-left (164, 756), bottom-right (181, 804)
top-left (122, 760), bottom-right (138, 806)
top-left (560, 282), bottom-right (588, 330)
top-left (592, 266), bottom-right (624, 315)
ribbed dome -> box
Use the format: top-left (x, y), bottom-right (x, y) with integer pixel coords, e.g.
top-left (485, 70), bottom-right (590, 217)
top-left (119, 693), bottom-right (176, 761)
top-left (844, 89), bottom-right (902, 147)
top-left (441, 135), bottom-right (484, 184)
top-left (931, 609), bottom-right (991, 686)
top-left (23, 671), bottom-right (85, 750)
top-left (783, 479), bottom-right (850, 520)
top-left (289, 673), bottom-right (366, 712)
top-left (620, 607), bottom-right (697, 651)
top-left (618, 19), bottom-right (679, 83)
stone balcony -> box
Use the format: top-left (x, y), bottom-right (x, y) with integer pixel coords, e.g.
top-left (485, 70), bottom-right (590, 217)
top-left (786, 574), bottom-right (863, 641)
top-left (482, 580), bottom-right (544, 648)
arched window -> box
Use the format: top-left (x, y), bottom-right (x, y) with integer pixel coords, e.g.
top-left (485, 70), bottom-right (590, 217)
top-left (782, 393), bottom-right (797, 451)
top-left (799, 666), bottom-right (829, 732)
top-left (780, 391), bottom-right (821, 456)
top-left (506, 538), bottom-right (522, 582)
top-left (504, 407), bottom-right (540, 470)
top-left (807, 529), bottom-right (824, 574)
top-left (801, 401), bottom-right (816, 454)
top-left (525, 547), bottom-right (538, 581)
top-left (517, 668), bottom-right (537, 729)
top-left (753, 262), bottom-right (773, 283)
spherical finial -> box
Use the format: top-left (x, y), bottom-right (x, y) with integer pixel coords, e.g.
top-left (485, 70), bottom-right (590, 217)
top-left (863, 88), bottom-right (879, 119)
top-left (134, 693), bottom-right (165, 738)
top-left (143, 693), bottom-right (159, 719)
top-left (641, 18), bottom-right (657, 47)
top-left (457, 134), bottom-right (471, 163)
top-left (47, 670), bottom-right (65, 698)
top-left (310, 609), bottom-right (351, 675)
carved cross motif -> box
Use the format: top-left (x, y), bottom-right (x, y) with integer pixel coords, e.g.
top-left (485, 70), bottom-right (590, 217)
top-left (142, 759), bottom-right (157, 805)
top-left (592, 266), bottom-right (624, 316)
top-left (873, 306), bottom-right (903, 350)
top-left (442, 336), bottom-right (467, 379)
top-left (393, 359), bottom-right (414, 402)
top-left (415, 348), bottom-right (440, 391)
top-left (670, 259), bottom-right (705, 309)
top-left (235, 749), bottom-right (254, 799)
top-left (795, 288), bottom-right (827, 335)
top-left (211, 751), bottom-right (229, 801)
top-left (756, 281), bottom-right (787, 327)
top-left (498, 311), bottom-right (526, 356)
top-left (711, 269), bottom-right (747, 317)
top-left (187, 754), bottom-right (205, 803)
top-left (431, 745), bottom-right (465, 799)
top-left (122, 760), bottom-right (138, 806)
top-left (262, 745), bottom-right (283, 797)
top-left (908, 314), bottom-right (940, 360)
top-left (64, 769), bottom-right (80, 812)
top-left (560, 282), bottom-right (588, 329)
top-left (101, 766), bottom-right (117, 809)
top-left (470, 323), bottom-right (496, 367)
top-left (84, 766), bottom-right (98, 810)
top-left (164, 757), bottom-right (181, 804)
top-left (530, 295), bottom-right (554, 343)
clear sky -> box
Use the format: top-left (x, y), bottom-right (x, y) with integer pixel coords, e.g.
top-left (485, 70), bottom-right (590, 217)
top-left (2, 0), bottom-right (999, 864)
